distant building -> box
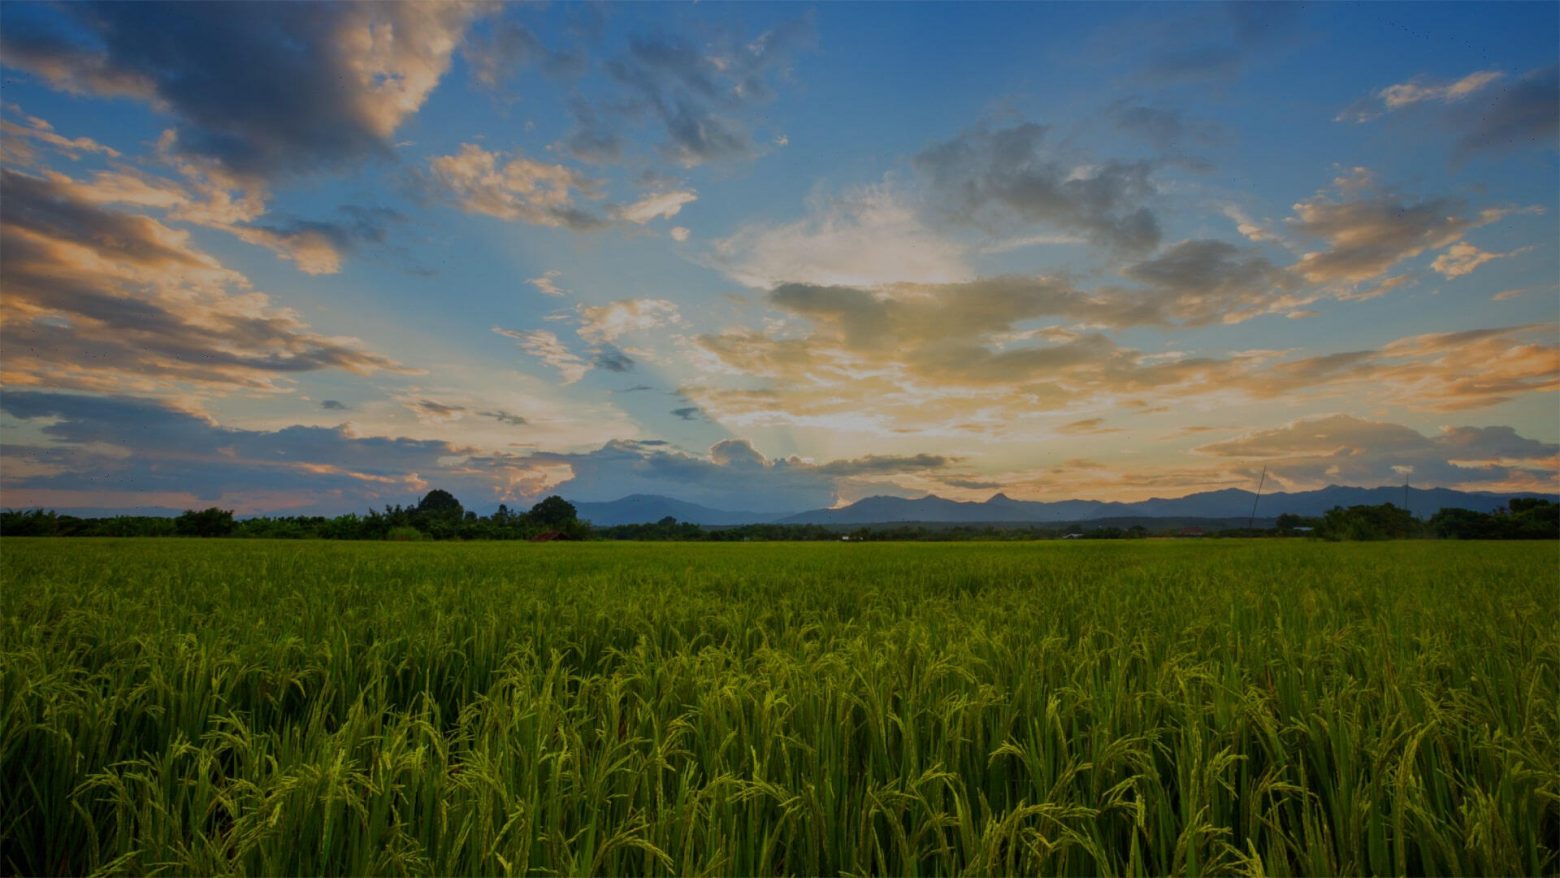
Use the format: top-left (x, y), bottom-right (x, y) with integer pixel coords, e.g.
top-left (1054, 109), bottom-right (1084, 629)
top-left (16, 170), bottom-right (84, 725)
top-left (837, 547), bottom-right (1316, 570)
top-left (1177, 526), bottom-right (1207, 537)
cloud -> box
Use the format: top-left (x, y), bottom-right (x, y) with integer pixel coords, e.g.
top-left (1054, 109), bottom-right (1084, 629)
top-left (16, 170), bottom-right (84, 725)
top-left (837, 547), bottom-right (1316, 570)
top-left (408, 398), bottom-right (466, 422)
top-left (670, 226), bottom-right (691, 242)
top-left (0, 105), bottom-right (120, 167)
top-left (479, 409), bottom-right (528, 427)
top-left (461, 16), bottom-right (585, 88)
top-left (1106, 100), bottom-right (1221, 164)
top-left (1287, 168), bottom-right (1503, 285)
top-left (1337, 69), bottom-right (1504, 123)
top-left (688, 278), bottom-right (1556, 434)
top-left (0, 391), bottom-right (528, 513)
top-left (592, 345), bottom-right (636, 373)
top-left (525, 437), bottom-right (952, 513)
top-left (1430, 241), bottom-right (1510, 278)
top-left (810, 454), bottom-right (952, 477)
top-left (577, 298), bottom-right (683, 343)
top-left (1121, 239), bottom-right (1304, 324)
top-left (1452, 65), bottom-right (1560, 158)
top-left (708, 184), bottom-right (972, 288)
top-left (670, 406), bottom-right (704, 421)
top-left (1232, 324), bottom-right (1560, 412)
top-left (914, 122), bottom-right (1161, 252)
top-left (0, 2), bottom-right (483, 181)
top-left (320, 400), bottom-right (350, 412)
top-left (19, 136), bottom-right (399, 276)
top-left (493, 327), bottom-right (591, 384)
top-left (1337, 65), bottom-right (1557, 158)
top-left (612, 189), bottom-right (697, 224)
top-left (528, 270), bottom-right (567, 297)
top-left (423, 144), bottom-right (606, 229)
top-left (1197, 414), bottom-right (1557, 489)
top-left (231, 205), bottom-right (404, 275)
top-left (1097, 2), bottom-right (1302, 85)
top-left (577, 17), bottom-right (816, 166)
top-left (0, 167), bottom-right (405, 394)
top-left (1056, 418), bottom-right (1122, 436)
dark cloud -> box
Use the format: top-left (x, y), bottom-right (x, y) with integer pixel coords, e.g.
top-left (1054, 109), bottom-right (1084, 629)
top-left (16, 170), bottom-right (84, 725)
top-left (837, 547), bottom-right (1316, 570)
top-left (562, 98), bottom-right (626, 164)
top-left (0, 2), bottom-right (480, 180)
top-left (1109, 102), bottom-right (1189, 151)
top-left (411, 399), bottom-right (465, 420)
top-left (670, 406), bottom-right (704, 421)
top-left (939, 477), bottom-right (1004, 491)
top-left (1057, 418), bottom-right (1122, 436)
top-left (1122, 239), bottom-right (1300, 324)
top-left (914, 122), bottom-right (1161, 252)
top-left (479, 410), bottom-right (528, 427)
top-left (1454, 65), bottom-right (1560, 158)
top-left (0, 392), bottom-right (498, 509)
top-left (1105, 100), bottom-right (1220, 169)
top-left (592, 345), bottom-right (636, 373)
top-left (1135, 2), bottom-right (1304, 84)
top-left (320, 400), bottom-right (349, 411)
top-left (248, 204), bottom-right (404, 264)
top-left (463, 17), bottom-right (587, 88)
top-left (811, 454), bottom-right (952, 477)
top-left (570, 16), bottom-right (815, 166)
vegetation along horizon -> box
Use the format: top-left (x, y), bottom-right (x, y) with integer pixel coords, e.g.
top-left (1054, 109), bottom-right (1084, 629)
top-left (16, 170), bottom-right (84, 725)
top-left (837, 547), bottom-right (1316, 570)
top-left (4, 537), bottom-right (1557, 876)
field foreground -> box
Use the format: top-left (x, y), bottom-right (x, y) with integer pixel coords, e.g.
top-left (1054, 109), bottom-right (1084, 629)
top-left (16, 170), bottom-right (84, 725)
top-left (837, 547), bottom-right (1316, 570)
top-left (3, 539), bottom-right (1557, 876)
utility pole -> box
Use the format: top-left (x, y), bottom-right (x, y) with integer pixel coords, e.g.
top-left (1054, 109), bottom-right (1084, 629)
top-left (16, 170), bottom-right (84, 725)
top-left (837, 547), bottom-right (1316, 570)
top-left (1248, 466), bottom-right (1267, 530)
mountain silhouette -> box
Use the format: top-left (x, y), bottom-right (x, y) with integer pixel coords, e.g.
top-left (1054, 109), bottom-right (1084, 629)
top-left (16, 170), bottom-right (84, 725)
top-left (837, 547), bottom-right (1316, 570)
top-left (570, 485), bottom-right (1553, 526)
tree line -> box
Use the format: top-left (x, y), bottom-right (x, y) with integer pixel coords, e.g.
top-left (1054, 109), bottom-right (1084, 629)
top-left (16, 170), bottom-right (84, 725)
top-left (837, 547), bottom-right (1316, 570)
top-left (0, 491), bottom-right (589, 541)
top-left (1278, 498), bottom-right (1559, 540)
top-left (2, 495), bottom-right (1554, 541)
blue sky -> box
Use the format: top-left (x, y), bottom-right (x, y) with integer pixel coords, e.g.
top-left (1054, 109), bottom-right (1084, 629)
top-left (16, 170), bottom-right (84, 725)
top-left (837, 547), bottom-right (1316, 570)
top-left (1, 1), bottom-right (1556, 515)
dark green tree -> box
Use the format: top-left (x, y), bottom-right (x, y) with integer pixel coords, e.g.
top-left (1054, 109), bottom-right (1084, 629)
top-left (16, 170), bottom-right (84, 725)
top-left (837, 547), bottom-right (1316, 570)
top-left (415, 489), bottom-right (464, 519)
top-left (1317, 503), bottom-right (1419, 541)
top-left (527, 495), bottom-right (579, 528)
top-left (175, 507), bottom-right (236, 537)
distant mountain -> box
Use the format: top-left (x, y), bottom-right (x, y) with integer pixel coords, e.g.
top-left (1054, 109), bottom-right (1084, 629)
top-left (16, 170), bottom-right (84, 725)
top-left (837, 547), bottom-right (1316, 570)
top-left (571, 494), bottom-right (783, 526)
top-left (777, 485), bottom-right (1554, 525)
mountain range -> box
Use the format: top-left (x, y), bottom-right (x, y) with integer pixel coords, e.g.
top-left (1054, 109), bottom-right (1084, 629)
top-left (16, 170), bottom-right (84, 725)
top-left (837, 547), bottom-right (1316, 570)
top-left (573, 486), bottom-right (1554, 527)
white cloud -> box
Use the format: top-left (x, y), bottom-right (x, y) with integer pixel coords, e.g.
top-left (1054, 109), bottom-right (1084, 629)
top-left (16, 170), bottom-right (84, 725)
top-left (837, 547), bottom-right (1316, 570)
top-left (528, 270), bottom-right (566, 297)
top-left (707, 184), bottom-right (971, 288)
top-left (670, 226), bottom-right (691, 242)
top-left (577, 299), bottom-right (683, 344)
top-left (1430, 241), bottom-right (1510, 278)
top-left (612, 189), bottom-right (697, 224)
top-left (493, 326), bottom-right (589, 383)
top-left (1338, 69), bottom-right (1504, 122)
top-left (425, 144), bottom-right (603, 229)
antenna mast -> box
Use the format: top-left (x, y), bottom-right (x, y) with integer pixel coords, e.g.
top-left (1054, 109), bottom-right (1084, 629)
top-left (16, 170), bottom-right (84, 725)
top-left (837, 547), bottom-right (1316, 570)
top-left (1248, 466), bottom-right (1267, 530)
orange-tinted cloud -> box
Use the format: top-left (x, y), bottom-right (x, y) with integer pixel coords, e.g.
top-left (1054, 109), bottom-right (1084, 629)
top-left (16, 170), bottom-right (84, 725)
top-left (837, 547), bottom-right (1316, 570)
top-left (0, 168), bottom-right (405, 394)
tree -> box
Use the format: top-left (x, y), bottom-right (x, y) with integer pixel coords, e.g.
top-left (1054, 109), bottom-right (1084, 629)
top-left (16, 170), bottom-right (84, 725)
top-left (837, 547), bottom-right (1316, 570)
top-left (527, 496), bottom-right (578, 528)
top-left (1317, 504), bottom-right (1418, 541)
top-left (415, 489), bottom-right (463, 519)
top-left (175, 507), bottom-right (236, 537)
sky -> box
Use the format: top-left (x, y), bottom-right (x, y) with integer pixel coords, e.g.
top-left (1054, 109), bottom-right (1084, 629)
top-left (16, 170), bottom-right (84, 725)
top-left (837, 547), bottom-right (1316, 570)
top-left (0, 1), bottom-right (1556, 516)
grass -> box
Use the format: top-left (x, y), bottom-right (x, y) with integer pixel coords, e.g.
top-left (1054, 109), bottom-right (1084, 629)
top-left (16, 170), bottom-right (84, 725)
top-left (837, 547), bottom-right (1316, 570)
top-left (2, 538), bottom-right (1557, 876)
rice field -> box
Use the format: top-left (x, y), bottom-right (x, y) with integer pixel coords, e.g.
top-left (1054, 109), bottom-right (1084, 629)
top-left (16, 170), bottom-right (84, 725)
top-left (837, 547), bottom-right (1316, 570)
top-left (3, 538), bottom-right (1557, 876)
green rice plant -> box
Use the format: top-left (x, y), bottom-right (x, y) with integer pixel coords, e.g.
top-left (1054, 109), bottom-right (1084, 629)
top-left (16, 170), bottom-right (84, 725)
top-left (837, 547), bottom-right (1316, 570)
top-left (1, 539), bottom-right (1556, 875)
